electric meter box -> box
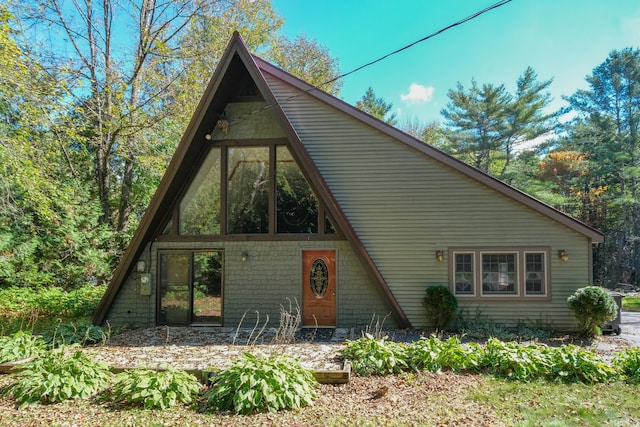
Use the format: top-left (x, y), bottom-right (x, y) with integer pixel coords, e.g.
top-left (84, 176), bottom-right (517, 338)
top-left (139, 274), bottom-right (152, 296)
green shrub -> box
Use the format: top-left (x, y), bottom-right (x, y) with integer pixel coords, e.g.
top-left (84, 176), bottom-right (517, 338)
top-left (423, 285), bottom-right (458, 330)
top-left (482, 338), bottom-right (552, 382)
top-left (110, 368), bottom-right (201, 409)
top-left (567, 286), bottom-right (618, 337)
top-left (47, 321), bottom-right (109, 347)
top-left (0, 331), bottom-right (46, 364)
top-left (405, 335), bottom-right (481, 373)
top-left (2, 346), bottom-right (112, 409)
top-left (204, 353), bottom-right (317, 414)
top-left (549, 344), bottom-right (616, 384)
top-left (0, 284), bottom-right (106, 319)
top-left (613, 347), bottom-right (640, 384)
top-left (341, 334), bottom-right (408, 376)
top-left (455, 309), bottom-right (555, 341)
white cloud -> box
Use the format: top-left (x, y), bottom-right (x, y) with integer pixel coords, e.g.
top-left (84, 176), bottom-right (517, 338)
top-left (400, 83), bottom-right (434, 104)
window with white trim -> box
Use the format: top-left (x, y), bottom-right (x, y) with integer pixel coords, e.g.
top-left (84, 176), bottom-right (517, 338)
top-left (451, 248), bottom-right (548, 299)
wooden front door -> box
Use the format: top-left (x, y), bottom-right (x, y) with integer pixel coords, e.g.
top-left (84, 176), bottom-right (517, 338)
top-left (302, 250), bottom-right (336, 327)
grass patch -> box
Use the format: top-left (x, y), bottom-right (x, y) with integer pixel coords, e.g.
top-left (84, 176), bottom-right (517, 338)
top-left (470, 376), bottom-right (640, 426)
top-left (622, 296), bottom-right (640, 312)
top-left (2, 373), bottom-right (640, 426)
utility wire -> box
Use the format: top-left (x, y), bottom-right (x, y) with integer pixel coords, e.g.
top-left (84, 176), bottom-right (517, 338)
top-left (218, 0), bottom-right (513, 130)
top-left (322, 0), bottom-right (513, 87)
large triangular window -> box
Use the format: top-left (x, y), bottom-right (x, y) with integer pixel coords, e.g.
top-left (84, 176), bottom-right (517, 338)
top-left (173, 143), bottom-right (333, 237)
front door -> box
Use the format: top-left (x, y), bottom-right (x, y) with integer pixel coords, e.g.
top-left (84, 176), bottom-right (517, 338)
top-left (302, 250), bottom-right (336, 327)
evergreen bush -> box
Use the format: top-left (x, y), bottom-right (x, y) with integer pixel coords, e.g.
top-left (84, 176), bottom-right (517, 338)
top-left (567, 286), bottom-right (618, 337)
top-left (423, 285), bottom-right (458, 330)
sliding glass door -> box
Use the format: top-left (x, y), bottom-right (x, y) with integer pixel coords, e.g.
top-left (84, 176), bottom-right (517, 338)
top-left (158, 251), bottom-right (223, 325)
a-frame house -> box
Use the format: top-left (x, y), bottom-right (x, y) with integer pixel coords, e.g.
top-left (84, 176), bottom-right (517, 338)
top-left (93, 32), bottom-right (602, 331)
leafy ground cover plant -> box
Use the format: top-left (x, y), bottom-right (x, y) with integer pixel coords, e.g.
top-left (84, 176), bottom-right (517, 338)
top-left (47, 321), bottom-right (109, 347)
top-left (341, 334), bottom-right (408, 376)
top-left (481, 338), bottom-right (552, 382)
top-left (423, 285), bottom-right (458, 330)
top-left (0, 284), bottom-right (106, 319)
top-left (567, 286), bottom-right (618, 337)
top-left (1, 346), bottom-right (112, 409)
top-left (549, 344), bottom-right (617, 384)
top-left (613, 347), bottom-right (640, 384)
top-left (204, 352), bottom-right (318, 415)
top-left (109, 368), bottom-right (201, 409)
top-left (0, 331), bottom-right (46, 364)
top-left (405, 335), bottom-right (481, 373)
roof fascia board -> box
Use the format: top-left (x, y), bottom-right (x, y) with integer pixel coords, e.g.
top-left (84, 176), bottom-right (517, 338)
top-left (93, 32), bottom-right (247, 325)
top-left (254, 57), bottom-right (604, 244)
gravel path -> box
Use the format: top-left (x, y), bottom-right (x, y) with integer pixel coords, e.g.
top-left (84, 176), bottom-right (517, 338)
top-left (84, 326), bottom-right (351, 371)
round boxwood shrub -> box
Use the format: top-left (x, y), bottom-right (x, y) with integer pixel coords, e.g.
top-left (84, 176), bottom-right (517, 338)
top-left (423, 285), bottom-right (458, 331)
top-left (567, 286), bottom-right (618, 337)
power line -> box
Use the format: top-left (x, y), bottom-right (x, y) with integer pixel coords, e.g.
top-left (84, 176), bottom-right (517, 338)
top-left (322, 0), bottom-right (513, 87)
top-left (220, 0), bottom-right (513, 130)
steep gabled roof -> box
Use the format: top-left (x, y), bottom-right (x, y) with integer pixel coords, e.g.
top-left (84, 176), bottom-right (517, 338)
top-left (93, 32), bottom-right (411, 327)
top-left (254, 57), bottom-right (604, 244)
top-left (94, 32), bottom-right (603, 327)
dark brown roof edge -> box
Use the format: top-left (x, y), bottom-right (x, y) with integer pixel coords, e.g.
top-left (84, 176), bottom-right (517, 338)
top-left (253, 57), bottom-right (604, 244)
top-left (93, 32), bottom-right (247, 325)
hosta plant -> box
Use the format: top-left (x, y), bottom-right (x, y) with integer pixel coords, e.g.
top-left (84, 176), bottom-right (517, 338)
top-left (2, 346), bottom-right (112, 409)
top-left (405, 335), bottom-right (481, 373)
top-left (613, 347), bottom-right (640, 384)
top-left (0, 331), bottom-right (46, 364)
top-left (47, 321), bottom-right (109, 347)
top-left (204, 352), bottom-right (318, 415)
top-left (549, 344), bottom-right (616, 384)
top-left (110, 367), bottom-right (201, 409)
top-left (481, 338), bottom-right (552, 382)
top-left (341, 333), bottom-right (408, 376)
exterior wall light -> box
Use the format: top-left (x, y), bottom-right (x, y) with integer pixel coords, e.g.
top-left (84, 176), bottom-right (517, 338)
top-left (241, 251), bottom-right (249, 262)
top-left (558, 250), bottom-right (568, 262)
top-left (436, 250), bottom-right (444, 262)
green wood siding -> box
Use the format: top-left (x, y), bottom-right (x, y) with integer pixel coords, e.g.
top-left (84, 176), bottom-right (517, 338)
top-left (101, 240), bottom-right (393, 329)
top-left (267, 73), bottom-right (591, 330)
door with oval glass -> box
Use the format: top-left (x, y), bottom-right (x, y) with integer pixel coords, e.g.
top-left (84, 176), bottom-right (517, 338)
top-left (302, 250), bottom-right (336, 327)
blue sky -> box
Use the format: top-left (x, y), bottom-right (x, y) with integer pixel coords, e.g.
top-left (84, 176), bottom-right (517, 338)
top-left (271, 0), bottom-right (640, 124)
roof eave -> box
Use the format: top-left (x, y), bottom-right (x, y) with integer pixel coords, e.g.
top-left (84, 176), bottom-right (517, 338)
top-left (253, 57), bottom-right (604, 244)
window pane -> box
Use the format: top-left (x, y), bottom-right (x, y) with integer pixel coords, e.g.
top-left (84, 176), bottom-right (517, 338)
top-left (276, 146), bottom-right (318, 233)
top-left (179, 148), bottom-right (221, 235)
top-left (325, 215), bottom-right (337, 234)
top-left (227, 147), bottom-right (269, 234)
top-left (159, 253), bottom-right (190, 325)
top-left (482, 253), bottom-right (517, 295)
top-left (454, 253), bottom-right (474, 295)
top-left (192, 252), bottom-right (222, 324)
top-left (525, 253), bottom-right (545, 295)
